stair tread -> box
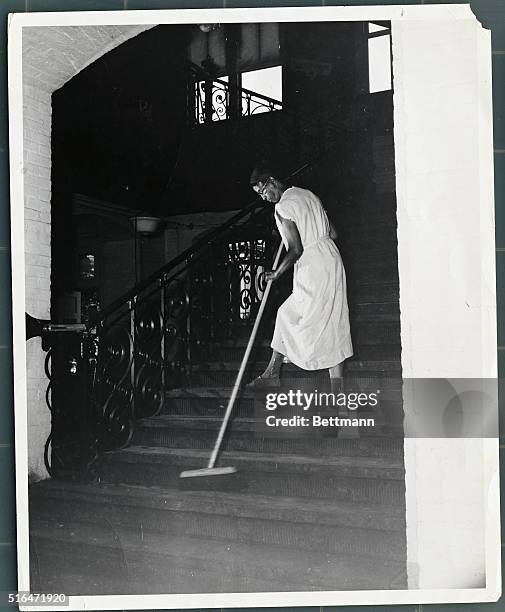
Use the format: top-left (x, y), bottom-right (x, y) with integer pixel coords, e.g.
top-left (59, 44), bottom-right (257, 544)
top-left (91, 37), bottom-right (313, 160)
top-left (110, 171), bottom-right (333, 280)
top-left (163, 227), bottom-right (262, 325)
top-left (346, 359), bottom-right (401, 372)
top-left (139, 414), bottom-right (404, 431)
top-left (31, 479), bottom-right (405, 530)
top-left (140, 415), bottom-right (269, 429)
top-left (166, 378), bottom-right (402, 398)
top-left (190, 360), bottom-right (400, 371)
top-left (140, 414), bottom-right (398, 424)
top-left (350, 313), bottom-right (399, 322)
top-left (102, 446), bottom-right (405, 479)
top-left (188, 362), bottom-right (402, 374)
top-left (31, 521), bottom-right (405, 591)
top-left (221, 339), bottom-right (400, 351)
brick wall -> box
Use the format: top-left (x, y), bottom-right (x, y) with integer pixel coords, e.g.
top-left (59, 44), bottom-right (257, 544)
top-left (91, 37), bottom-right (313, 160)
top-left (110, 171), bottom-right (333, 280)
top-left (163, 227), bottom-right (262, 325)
top-left (23, 82), bottom-right (52, 481)
top-left (23, 84), bottom-right (51, 319)
top-left (20, 25), bottom-right (153, 481)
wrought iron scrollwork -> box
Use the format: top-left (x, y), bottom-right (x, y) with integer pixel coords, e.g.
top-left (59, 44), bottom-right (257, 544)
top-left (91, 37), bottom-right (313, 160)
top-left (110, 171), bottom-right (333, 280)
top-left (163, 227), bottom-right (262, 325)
top-left (95, 324), bottom-right (134, 451)
top-left (134, 302), bottom-right (163, 419)
top-left (85, 225), bottom-right (276, 455)
top-left (43, 333), bottom-right (100, 481)
top-left (193, 77), bottom-right (282, 125)
top-left (43, 138), bottom-right (351, 480)
top-left (43, 170), bottom-right (291, 478)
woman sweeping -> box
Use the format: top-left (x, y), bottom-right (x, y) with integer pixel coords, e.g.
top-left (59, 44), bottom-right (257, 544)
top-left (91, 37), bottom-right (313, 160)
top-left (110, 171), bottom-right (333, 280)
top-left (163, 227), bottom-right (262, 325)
top-left (247, 163), bottom-right (353, 390)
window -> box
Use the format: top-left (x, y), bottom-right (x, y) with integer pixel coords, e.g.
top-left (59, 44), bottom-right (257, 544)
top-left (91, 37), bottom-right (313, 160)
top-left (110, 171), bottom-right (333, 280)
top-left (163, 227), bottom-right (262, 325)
top-left (194, 67), bottom-right (282, 125)
top-left (242, 66), bottom-right (282, 107)
top-left (368, 22), bottom-right (392, 93)
top-left (195, 76), bottom-right (229, 123)
top-left (79, 253), bottom-right (95, 280)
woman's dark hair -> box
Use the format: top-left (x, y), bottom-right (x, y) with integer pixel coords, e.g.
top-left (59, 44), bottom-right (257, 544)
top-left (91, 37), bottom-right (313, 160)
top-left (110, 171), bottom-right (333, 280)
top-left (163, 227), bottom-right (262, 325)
top-left (249, 160), bottom-right (282, 186)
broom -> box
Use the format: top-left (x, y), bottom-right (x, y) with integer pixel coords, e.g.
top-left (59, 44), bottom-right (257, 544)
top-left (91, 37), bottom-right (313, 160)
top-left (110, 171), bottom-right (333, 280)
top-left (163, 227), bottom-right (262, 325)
top-left (180, 241), bottom-right (284, 478)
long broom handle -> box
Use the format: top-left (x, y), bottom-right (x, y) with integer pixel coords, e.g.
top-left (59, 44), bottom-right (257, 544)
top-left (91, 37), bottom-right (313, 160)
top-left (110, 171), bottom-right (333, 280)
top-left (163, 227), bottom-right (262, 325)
top-left (207, 242), bottom-right (285, 469)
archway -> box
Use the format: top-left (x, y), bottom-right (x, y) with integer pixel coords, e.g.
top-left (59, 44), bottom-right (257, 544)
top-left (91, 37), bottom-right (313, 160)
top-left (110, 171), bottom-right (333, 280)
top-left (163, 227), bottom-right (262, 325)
top-left (22, 24), bottom-right (154, 481)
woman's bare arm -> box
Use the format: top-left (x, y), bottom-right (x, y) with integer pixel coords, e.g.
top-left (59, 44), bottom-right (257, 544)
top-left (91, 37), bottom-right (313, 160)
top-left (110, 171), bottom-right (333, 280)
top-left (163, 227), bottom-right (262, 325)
top-left (329, 221), bottom-right (338, 241)
top-left (266, 215), bottom-right (303, 282)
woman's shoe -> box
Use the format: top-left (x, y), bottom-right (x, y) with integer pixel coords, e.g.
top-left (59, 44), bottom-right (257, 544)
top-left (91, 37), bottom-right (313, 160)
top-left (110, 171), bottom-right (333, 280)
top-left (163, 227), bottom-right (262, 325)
top-left (246, 375), bottom-right (281, 388)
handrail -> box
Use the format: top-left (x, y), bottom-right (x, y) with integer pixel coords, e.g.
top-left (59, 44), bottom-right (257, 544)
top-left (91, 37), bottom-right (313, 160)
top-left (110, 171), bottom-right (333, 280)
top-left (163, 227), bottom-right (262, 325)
top-left (94, 148), bottom-right (335, 326)
top-left (46, 72), bottom-right (363, 480)
top-left (94, 157), bottom-right (328, 324)
top-left (94, 197), bottom-right (266, 323)
top-left (47, 140), bottom-right (346, 478)
top-left (208, 76), bottom-right (283, 108)
top-left (187, 62), bottom-right (282, 107)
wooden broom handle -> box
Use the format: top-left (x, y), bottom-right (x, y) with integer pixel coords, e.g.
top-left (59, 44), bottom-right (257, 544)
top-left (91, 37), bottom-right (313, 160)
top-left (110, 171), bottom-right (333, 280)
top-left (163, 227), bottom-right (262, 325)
top-left (207, 242), bottom-right (285, 469)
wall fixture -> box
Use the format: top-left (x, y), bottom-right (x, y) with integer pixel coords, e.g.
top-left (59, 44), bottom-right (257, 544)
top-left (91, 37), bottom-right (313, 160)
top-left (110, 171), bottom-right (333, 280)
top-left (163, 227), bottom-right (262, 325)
top-left (198, 23), bottom-right (220, 33)
top-left (129, 215), bottom-right (164, 236)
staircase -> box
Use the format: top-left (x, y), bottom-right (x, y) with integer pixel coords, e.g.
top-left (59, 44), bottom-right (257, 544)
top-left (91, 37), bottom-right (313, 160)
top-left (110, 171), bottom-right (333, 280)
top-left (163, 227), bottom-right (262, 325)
top-left (30, 391), bottom-right (406, 595)
top-left (29, 180), bottom-right (406, 595)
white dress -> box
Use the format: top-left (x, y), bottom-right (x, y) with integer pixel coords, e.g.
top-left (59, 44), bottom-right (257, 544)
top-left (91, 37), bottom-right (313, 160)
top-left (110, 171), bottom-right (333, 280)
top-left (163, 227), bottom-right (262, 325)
top-left (271, 187), bottom-right (353, 370)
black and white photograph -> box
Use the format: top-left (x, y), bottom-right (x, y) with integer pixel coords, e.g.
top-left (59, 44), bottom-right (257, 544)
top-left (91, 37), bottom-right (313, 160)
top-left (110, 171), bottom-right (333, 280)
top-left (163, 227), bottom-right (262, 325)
top-left (8, 5), bottom-right (500, 609)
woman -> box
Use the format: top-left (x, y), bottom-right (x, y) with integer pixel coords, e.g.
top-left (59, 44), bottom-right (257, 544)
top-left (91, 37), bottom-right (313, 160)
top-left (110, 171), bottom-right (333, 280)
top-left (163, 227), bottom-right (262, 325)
top-left (247, 163), bottom-right (353, 389)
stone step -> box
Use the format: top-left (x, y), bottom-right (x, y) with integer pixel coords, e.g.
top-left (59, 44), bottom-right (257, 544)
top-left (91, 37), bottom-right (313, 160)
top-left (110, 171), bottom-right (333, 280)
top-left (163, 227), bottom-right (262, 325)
top-left (344, 262), bottom-right (399, 284)
top-left (203, 305), bottom-right (400, 350)
top-left (349, 270), bottom-right (399, 286)
top-left (31, 480), bottom-right (406, 562)
top-left (132, 415), bottom-right (405, 457)
top-left (259, 275), bottom-right (399, 301)
top-left (350, 281), bottom-right (399, 302)
top-left (210, 316), bottom-right (399, 347)
top-left (100, 447), bottom-right (406, 505)
top-left (350, 255), bottom-right (398, 269)
top-left (340, 242), bottom-right (397, 260)
top-left (351, 300), bottom-right (400, 317)
top-left (186, 356), bottom-right (402, 380)
top-left (209, 343), bottom-right (402, 365)
top-left (341, 216), bottom-right (396, 232)
top-left (351, 301), bottom-right (399, 316)
top-left (187, 364), bottom-right (403, 386)
top-left (352, 321), bottom-right (400, 345)
top-left (191, 357), bottom-right (401, 374)
top-left (181, 380), bottom-right (403, 399)
top-left (162, 383), bottom-right (404, 425)
top-left (338, 208), bottom-right (396, 224)
top-left (352, 311), bottom-right (399, 322)
top-left (30, 517), bottom-right (406, 593)
top-left (340, 237), bottom-right (398, 257)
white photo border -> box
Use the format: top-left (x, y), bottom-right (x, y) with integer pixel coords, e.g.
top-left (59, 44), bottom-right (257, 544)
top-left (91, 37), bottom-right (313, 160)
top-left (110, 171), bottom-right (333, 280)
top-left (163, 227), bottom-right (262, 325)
top-left (8, 4), bottom-right (501, 609)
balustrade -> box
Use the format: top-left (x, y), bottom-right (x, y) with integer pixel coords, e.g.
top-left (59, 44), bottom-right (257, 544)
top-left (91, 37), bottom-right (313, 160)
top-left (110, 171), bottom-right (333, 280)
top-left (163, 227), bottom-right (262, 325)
top-left (193, 77), bottom-right (282, 125)
top-left (41, 205), bottom-right (279, 478)
top-left (41, 140), bottom-right (348, 480)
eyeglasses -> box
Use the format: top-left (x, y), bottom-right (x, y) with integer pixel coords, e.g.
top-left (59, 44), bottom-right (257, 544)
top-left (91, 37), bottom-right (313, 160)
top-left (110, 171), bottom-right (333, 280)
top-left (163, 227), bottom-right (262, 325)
top-left (254, 177), bottom-right (272, 198)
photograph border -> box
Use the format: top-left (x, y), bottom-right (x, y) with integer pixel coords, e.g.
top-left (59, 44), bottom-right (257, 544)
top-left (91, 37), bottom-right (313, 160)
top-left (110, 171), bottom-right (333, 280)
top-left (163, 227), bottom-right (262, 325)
top-left (7, 4), bottom-right (501, 609)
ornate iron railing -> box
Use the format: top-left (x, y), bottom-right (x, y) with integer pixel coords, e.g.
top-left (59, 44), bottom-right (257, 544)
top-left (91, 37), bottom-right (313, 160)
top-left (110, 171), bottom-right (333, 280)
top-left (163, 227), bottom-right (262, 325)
top-left (192, 76), bottom-right (282, 125)
top-left (91, 214), bottom-right (278, 450)
top-left (43, 144), bottom-right (347, 480)
top-left (42, 195), bottom-right (284, 479)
